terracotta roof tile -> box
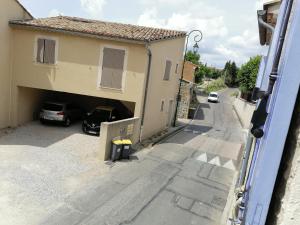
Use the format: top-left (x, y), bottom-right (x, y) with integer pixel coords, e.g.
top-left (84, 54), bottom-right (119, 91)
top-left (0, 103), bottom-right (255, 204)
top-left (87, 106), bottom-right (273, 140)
top-left (9, 16), bottom-right (186, 43)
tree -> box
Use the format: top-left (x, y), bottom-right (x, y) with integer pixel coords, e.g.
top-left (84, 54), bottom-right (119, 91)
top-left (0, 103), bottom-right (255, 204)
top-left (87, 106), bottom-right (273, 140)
top-left (223, 61), bottom-right (238, 87)
top-left (210, 68), bottom-right (222, 79)
top-left (238, 55), bottom-right (262, 100)
top-left (185, 50), bottom-right (200, 65)
top-left (195, 65), bottom-right (206, 83)
top-left (184, 50), bottom-right (221, 83)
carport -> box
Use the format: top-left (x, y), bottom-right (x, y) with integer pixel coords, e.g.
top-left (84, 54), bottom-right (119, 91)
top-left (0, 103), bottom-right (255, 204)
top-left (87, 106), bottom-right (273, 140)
top-left (16, 86), bottom-right (135, 127)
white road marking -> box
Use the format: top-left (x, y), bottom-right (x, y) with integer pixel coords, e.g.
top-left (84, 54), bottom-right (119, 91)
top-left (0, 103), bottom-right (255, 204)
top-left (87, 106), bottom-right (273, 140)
top-left (223, 160), bottom-right (236, 170)
top-left (209, 156), bottom-right (221, 166)
top-left (197, 153), bottom-right (208, 162)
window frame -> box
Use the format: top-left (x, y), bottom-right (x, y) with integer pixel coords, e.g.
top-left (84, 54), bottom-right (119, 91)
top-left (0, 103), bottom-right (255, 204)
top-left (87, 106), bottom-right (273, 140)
top-left (163, 58), bottom-right (172, 81)
top-left (33, 35), bottom-right (59, 66)
top-left (97, 44), bottom-right (128, 92)
top-left (175, 63), bottom-right (179, 74)
top-left (160, 99), bottom-right (165, 112)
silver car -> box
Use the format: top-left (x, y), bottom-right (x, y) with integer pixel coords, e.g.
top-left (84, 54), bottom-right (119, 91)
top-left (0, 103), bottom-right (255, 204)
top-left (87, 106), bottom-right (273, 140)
top-left (39, 101), bottom-right (83, 126)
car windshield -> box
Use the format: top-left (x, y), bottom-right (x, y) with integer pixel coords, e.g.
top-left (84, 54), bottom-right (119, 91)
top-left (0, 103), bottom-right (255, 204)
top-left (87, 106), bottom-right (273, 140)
top-left (91, 109), bottom-right (111, 120)
top-left (43, 103), bottom-right (63, 111)
top-left (209, 94), bottom-right (218, 98)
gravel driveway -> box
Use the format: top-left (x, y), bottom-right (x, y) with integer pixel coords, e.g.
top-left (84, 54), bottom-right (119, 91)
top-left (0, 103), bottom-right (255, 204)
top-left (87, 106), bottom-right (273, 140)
top-left (0, 121), bottom-right (106, 225)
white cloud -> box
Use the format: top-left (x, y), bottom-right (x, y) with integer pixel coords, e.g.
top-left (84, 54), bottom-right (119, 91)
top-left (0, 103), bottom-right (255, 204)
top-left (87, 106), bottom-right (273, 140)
top-left (137, 8), bottom-right (164, 28)
top-left (48, 9), bottom-right (63, 17)
top-left (228, 30), bottom-right (259, 48)
top-left (137, 9), bottom-right (228, 38)
top-left (80, 0), bottom-right (106, 19)
top-left (136, 0), bottom-right (264, 68)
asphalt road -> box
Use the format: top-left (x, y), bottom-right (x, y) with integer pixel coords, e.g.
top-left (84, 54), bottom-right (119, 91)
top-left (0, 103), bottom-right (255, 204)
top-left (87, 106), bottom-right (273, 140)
top-left (37, 88), bottom-right (244, 225)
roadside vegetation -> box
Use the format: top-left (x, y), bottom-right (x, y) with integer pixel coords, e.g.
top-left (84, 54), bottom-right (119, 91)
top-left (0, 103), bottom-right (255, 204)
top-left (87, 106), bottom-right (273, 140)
top-left (186, 51), bottom-right (261, 101)
top-left (185, 51), bottom-right (222, 84)
top-left (204, 77), bottom-right (227, 94)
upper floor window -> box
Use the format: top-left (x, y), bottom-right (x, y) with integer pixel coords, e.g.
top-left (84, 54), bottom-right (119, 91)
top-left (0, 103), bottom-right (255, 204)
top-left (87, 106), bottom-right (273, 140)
top-left (175, 63), bottom-right (179, 74)
top-left (160, 100), bottom-right (165, 112)
top-left (163, 60), bottom-right (172, 81)
top-left (99, 47), bottom-right (127, 90)
top-left (36, 38), bottom-right (57, 64)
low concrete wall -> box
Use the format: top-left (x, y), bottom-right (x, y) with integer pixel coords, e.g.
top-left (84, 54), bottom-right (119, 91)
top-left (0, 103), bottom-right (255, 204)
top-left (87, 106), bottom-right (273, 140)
top-left (233, 97), bottom-right (256, 128)
top-left (99, 117), bottom-right (140, 161)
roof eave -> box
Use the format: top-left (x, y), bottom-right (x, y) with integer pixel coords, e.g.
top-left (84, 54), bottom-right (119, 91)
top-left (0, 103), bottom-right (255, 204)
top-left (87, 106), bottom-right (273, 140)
top-left (9, 21), bottom-right (186, 45)
top-left (146, 34), bottom-right (187, 44)
top-left (9, 22), bottom-right (148, 45)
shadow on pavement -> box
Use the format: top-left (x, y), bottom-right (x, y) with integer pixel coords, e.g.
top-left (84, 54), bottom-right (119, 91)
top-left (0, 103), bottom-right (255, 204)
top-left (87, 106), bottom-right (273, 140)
top-left (165, 125), bottom-right (212, 145)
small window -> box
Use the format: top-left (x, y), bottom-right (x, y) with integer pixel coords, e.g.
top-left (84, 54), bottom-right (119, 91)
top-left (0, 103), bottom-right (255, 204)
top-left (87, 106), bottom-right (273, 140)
top-left (100, 47), bottom-right (126, 89)
top-left (175, 63), bottom-right (179, 74)
top-left (36, 38), bottom-right (56, 64)
top-left (163, 60), bottom-right (172, 81)
top-left (160, 100), bottom-right (165, 112)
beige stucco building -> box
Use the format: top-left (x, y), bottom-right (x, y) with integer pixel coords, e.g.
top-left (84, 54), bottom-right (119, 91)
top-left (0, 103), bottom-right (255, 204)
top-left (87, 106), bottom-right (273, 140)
top-left (260, 0), bottom-right (281, 45)
top-left (0, 0), bottom-right (32, 129)
top-left (0, 0), bottom-right (186, 141)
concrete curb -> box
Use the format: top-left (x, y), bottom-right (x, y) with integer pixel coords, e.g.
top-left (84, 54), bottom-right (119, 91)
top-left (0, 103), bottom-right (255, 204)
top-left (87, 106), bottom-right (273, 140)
top-left (131, 123), bottom-right (189, 152)
top-left (153, 124), bottom-right (188, 145)
top-left (232, 102), bottom-right (245, 128)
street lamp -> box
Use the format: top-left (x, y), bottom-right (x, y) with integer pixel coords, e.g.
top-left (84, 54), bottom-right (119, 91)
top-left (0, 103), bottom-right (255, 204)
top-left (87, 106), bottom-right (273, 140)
top-left (173, 30), bottom-right (203, 127)
top-left (193, 42), bottom-right (199, 53)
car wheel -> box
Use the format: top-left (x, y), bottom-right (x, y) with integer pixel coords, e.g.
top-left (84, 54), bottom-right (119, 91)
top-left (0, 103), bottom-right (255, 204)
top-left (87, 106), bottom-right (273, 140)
top-left (64, 117), bottom-right (71, 127)
top-left (40, 119), bottom-right (45, 124)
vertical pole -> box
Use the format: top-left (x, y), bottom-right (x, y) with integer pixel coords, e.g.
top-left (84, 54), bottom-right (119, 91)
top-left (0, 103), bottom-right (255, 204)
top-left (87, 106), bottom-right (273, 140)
top-left (173, 38), bottom-right (189, 127)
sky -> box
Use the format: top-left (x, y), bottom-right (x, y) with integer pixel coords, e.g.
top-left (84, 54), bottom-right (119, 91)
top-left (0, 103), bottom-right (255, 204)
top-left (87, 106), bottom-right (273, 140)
top-left (19, 0), bottom-right (265, 68)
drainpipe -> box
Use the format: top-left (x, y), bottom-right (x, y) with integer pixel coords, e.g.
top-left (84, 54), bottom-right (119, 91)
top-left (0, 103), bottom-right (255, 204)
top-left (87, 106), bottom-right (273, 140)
top-left (252, 11), bottom-right (275, 101)
top-left (139, 43), bottom-right (152, 142)
top-left (257, 10), bottom-right (275, 34)
top-left (251, 0), bottom-right (294, 138)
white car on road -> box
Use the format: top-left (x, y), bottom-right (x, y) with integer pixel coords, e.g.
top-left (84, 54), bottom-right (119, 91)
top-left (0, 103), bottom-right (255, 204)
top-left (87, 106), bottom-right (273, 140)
top-left (208, 92), bottom-right (219, 103)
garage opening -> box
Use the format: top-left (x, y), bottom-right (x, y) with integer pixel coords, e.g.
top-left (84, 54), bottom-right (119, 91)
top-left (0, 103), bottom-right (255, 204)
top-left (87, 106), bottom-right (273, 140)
top-left (17, 86), bottom-right (135, 126)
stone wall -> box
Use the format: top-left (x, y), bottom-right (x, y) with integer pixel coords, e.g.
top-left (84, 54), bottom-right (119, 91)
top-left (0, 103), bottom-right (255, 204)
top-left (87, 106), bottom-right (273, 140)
top-left (183, 61), bottom-right (197, 83)
top-left (266, 92), bottom-right (300, 224)
top-left (178, 81), bottom-right (193, 119)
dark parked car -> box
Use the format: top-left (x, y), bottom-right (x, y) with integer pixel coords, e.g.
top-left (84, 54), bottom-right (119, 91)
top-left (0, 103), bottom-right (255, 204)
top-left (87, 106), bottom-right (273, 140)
top-left (82, 106), bottom-right (119, 135)
top-left (40, 101), bottom-right (83, 126)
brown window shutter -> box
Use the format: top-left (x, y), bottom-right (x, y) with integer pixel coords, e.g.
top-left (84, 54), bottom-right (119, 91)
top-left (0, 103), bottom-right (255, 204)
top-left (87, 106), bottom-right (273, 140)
top-left (36, 39), bottom-right (45, 63)
top-left (164, 60), bottom-right (172, 80)
top-left (101, 47), bottom-right (125, 89)
top-left (44, 39), bottom-right (56, 64)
